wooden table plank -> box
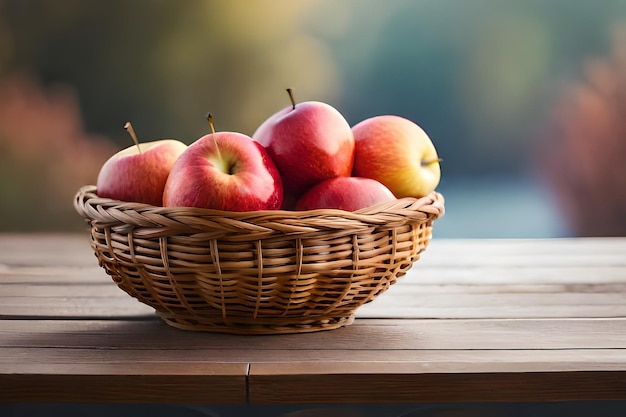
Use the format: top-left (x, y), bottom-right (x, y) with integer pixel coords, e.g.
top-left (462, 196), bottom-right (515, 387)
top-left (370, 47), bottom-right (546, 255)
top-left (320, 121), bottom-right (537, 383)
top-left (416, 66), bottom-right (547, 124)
top-left (0, 233), bottom-right (96, 268)
top-left (0, 297), bottom-right (155, 318)
top-left (248, 368), bottom-right (626, 404)
top-left (359, 292), bottom-right (626, 318)
top-left (418, 238), bottom-right (626, 263)
top-left (3, 347), bottom-right (625, 370)
top-left (0, 366), bottom-right (247, 404)
top-left (1, 284), bottom-right (129, 297)
top-left (1, 235), bottom-right (626, 405)
top-left (406, 266), bottom-right (626, 284)
top-left (4, 291), bottom-right (626, 319)
top-left (2, 318), bottom-right (625, 351)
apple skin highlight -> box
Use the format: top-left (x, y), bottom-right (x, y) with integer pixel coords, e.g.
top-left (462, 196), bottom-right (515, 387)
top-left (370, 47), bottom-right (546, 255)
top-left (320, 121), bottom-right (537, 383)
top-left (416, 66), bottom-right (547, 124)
top-left (163, 132), bottom-right (283, 211)
top-left (96, 139), bottom-right (188, 206)
top-left (352, 115), bottom-right (441, 199)
top-left (253, 100), bottom-right (355, 198)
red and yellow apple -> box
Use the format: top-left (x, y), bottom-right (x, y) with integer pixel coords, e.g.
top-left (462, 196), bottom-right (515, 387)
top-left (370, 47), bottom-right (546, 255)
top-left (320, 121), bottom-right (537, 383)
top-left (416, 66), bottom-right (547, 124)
top-left (352, 115), bottom-right (441, 198)
top-left (163, 131), bottom-right (283, 211)
top-left (295, 176), bottom-right (396, 212)
top-left (96, 123), bottom-right (187, 206)
top-left (253, 89), bottom-right (355, 206)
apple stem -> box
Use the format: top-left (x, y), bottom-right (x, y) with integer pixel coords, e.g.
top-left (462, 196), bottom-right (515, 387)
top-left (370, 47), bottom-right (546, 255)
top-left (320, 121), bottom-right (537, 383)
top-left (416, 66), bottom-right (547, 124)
top-left (421, 157), bottom-right (443, 167)
top-left (286, 88), bottom-right (296, 110)
top-left (206, 112), bottom-right (222, 159)
top-left (124, 122), bottom-right (141, 154)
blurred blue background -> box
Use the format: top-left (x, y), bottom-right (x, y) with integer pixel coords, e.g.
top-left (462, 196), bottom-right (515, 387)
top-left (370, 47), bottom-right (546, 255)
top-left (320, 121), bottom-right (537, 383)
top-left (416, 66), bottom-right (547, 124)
top-left (1, 0), bottom-right (625, 237)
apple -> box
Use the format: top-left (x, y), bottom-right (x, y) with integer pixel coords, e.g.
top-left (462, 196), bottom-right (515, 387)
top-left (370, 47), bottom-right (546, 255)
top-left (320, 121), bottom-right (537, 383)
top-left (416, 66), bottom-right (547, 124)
top-left (96, 122), bottom-right (187, 206)
top-left (163, 118), bottom-right (283, 211)
top-left (253, 89), bottom-right (355, 204)
top-left (295, 176), bottom-right (396, 212)
top-left (352, 115), bottom-right (441, 198)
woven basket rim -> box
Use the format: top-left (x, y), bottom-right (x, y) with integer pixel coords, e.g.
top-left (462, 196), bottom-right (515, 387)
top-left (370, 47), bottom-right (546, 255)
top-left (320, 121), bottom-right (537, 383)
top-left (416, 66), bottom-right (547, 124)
top-left (75, 184), bottom-right (444, 218)
top-left (74, 185), bottom-right (444, 238)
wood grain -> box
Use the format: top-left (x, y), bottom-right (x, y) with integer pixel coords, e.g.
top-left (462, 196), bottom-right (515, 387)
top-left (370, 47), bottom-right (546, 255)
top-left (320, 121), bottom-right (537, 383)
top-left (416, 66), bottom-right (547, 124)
top-left (1, 370), bottom-right (246, 403)
top-left (2, 318), bottom-right (626, 350)
top-left (1, 234), bottom-right (626, 404)
top-left (248, 370), bottom-right (626, 404)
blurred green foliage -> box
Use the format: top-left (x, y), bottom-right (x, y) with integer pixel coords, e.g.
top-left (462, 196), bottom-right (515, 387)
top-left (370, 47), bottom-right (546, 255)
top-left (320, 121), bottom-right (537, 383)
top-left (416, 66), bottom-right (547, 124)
top-left (2, 0), bottom-right (345, 142)
top-left (1, 0), bottom-right (625, 233)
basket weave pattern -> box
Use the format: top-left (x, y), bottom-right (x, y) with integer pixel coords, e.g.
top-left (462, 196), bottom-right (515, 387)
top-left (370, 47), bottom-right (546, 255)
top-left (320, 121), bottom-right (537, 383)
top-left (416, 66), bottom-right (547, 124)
top-left (74, 185), bottom-right (444, 334)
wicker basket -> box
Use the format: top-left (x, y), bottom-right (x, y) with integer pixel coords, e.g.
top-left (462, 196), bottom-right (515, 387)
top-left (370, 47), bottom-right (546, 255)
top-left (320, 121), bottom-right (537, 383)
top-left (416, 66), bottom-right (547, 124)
top-left (74, 185), bottom-right (444, 334)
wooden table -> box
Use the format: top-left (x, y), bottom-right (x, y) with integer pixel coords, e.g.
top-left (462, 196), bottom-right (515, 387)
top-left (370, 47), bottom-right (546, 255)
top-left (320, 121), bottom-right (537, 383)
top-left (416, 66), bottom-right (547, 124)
top-left (1, 234), bottom-right (626, 416)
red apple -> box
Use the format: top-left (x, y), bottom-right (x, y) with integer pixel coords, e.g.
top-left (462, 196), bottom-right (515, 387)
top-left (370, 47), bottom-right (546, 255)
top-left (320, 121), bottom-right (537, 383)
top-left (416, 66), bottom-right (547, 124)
top-left (253, 89), bottom-right (355, 201)
top-left (96, 123), bottom-right (187, 206)
top-left (163, 130), bottom-right (283, 211)
top-left (295, 176), bottom-right (396, 212)
top-left (352, 115), bottom-right (441, 198)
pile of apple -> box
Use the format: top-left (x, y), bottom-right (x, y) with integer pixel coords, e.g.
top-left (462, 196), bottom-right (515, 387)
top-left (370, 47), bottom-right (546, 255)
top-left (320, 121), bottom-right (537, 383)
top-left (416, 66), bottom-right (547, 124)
top-left (96, 90), bottom-right (441, 212)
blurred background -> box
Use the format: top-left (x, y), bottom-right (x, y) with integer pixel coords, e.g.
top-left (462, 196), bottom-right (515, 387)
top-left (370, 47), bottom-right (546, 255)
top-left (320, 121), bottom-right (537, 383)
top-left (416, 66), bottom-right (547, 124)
top-left (1, 0), bottom-right (625, 237)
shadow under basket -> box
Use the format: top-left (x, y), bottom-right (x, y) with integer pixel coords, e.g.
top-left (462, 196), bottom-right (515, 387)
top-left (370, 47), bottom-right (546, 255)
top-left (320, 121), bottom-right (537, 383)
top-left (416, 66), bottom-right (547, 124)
top-left (74, 185), bottom-right (445, 334)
